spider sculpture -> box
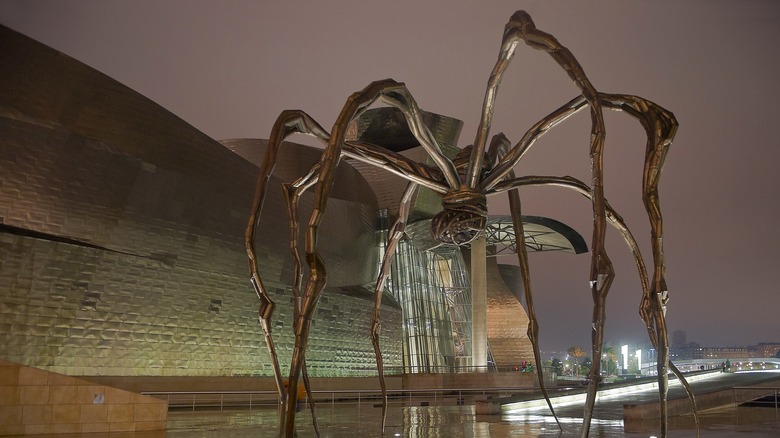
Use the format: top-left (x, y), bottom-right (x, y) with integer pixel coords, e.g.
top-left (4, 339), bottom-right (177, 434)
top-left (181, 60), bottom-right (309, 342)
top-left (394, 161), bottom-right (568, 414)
top-left (246, 10), bottom-right (697, 438)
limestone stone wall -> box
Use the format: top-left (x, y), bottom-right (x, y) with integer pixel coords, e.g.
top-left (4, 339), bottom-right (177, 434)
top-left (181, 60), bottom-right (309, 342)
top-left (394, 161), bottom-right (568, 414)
top-left (0, 359), bottom-right (167, 436)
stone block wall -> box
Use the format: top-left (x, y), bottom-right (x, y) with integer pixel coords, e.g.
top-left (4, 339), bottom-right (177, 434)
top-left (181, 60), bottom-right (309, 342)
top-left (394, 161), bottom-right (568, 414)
top-left (0, 359), bottom-right (167, 435)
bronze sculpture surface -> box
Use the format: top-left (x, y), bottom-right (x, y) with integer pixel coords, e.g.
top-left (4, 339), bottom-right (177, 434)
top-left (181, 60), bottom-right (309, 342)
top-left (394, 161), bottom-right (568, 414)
top-left (245, 10), bottom-right (695, 438)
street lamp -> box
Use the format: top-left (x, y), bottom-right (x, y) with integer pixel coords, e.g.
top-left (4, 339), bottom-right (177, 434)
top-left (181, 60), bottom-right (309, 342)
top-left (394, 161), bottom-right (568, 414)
top-left (601, 353), bottom-right (606, 376)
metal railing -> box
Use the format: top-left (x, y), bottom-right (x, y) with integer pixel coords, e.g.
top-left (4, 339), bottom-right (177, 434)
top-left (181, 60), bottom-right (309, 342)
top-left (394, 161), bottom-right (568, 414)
top-left (382, 365), bottom-right (547, 374)
top-left (143, 387), bottom-right (536, 412)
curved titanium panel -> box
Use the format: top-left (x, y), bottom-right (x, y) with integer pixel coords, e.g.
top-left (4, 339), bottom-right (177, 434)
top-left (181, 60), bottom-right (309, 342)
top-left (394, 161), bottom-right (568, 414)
top-left (0, 25), bottom-right (401, 377)
top-left (344, 107), bottom-right (463, 221)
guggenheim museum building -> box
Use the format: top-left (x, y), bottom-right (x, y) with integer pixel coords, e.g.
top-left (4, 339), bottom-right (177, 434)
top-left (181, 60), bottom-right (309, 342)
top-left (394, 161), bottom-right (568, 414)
top-left (0, 25), bottom-right (587, 382)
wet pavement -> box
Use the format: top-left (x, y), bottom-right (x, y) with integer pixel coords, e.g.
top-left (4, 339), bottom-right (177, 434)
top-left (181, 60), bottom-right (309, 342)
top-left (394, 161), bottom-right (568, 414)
top-left (164, 370), bottom-right (780, 438)
top-left (7, 371), bottom-right (780, 437)
top-left (163, 401), bottom-right (779, 437)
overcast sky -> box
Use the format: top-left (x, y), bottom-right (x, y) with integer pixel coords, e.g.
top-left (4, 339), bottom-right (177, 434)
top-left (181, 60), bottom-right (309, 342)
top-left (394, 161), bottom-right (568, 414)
top-left (2, 0), bottom-right (779, 354)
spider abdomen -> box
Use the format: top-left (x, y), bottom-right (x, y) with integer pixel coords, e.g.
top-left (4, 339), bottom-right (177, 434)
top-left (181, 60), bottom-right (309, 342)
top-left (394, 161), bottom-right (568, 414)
top-left (430, 190), bottom-right (487, 245)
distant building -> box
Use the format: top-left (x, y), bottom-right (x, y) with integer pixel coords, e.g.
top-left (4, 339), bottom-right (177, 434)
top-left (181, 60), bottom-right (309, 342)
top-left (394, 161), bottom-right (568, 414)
top-left (671, 330), bottom-right (687, 348)
top-left (751, 343), bottom-right (780, 357)
top-left (695, 347), bottom-right (751, 360)
top-left (670, 341), bottom-right (699, 361)
top-left (672, 342), bottom-right (778, 362)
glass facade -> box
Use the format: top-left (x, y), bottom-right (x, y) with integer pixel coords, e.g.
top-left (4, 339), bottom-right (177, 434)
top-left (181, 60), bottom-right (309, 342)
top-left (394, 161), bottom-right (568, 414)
top-left (379, 210), bottom-right (496, 374)
top-left (429, 248), bottom-right (478, 371)
top-left (390, 240), bottom-right (455, 373)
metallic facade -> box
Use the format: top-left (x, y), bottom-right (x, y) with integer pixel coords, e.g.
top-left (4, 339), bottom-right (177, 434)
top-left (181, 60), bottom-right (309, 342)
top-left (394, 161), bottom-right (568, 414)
top-left (0, 25), bottom-right (401, 378)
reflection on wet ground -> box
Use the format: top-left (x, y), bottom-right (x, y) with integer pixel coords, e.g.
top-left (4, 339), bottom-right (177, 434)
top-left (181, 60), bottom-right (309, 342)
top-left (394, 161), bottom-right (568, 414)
top-left (8, 371), bottom-right (779, 437)
top-left (166, 405), bottom-right (602, 438)
top-left (6, 403), bottom-right (777, 437)
top-left (164, 403), bottom-right (780, 438)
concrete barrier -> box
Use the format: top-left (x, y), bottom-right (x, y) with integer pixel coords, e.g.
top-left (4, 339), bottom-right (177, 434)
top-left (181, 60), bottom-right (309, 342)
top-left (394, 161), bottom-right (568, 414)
top-left (475, 398), bottom-right (502, 415)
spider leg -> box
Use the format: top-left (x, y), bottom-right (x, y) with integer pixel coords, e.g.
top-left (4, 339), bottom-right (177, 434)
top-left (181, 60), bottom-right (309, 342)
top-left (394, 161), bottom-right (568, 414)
top-left (282, 158), bottom-right (403, 436)
top-left (270, 129), bottom-right (451, 437)
top-left (282, 139), bottom-right (453, 434)
top-left (485, 87), bottom-right (688, 436)
top-left (343, 141), bottom-right (449, 194)
top-left (363, 86), bottom-right (460, 189)
top-left (480, 95), bottom-right (589, 192)
top-left (371, 182), bottom-right (418, 432)
top-left (600, 93), bottom-right (697, 436)
top-left (469, 12), bottom-right (606, 194)
top-left (494, 157), bottom-right (684, 435)
top-left (272, 136), bottom-right (441, 438)
top-left (284, 79), bottom-right (456, 437)
top-left (487, 134), bottom-right (562, 429)
top-left (282, 181), bottom-right (321, 437)
top-left (283, 175), bottom-right (320, 319)
top-left (244, 109), bottom-right (328, 437)
top-left (282, 153), bottom-right (439, 435)
top-left (498, 175), bottom-right (652, 424)
top-left (475, 16), bottom-right (610, 434)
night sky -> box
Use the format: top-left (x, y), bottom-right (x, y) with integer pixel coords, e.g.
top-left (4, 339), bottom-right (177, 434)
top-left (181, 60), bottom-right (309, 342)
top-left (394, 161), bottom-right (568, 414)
top-left (2, 1), bottom-right (779, 353)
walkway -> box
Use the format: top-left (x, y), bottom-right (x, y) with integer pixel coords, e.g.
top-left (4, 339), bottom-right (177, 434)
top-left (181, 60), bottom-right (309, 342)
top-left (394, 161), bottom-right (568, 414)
top-left (7, 371), bottom-right (779, 437)
top-left (504, 369), bottom-right (780, 418)
top-left (161, 370), bottom-right (780, 437)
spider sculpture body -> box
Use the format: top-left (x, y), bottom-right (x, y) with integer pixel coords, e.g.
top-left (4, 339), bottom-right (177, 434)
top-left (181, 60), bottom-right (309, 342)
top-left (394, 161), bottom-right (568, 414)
top-left (246, 10), bottom-right (695, 438)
